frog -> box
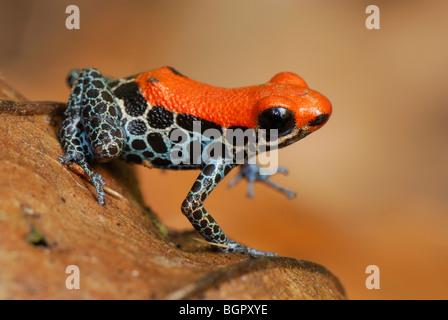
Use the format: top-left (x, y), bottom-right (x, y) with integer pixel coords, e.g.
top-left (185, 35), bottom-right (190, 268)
top-left (31, 66), bottom-right (333, 255)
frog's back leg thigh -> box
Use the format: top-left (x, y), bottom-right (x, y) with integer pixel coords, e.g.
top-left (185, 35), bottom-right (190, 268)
top-left (58, 68), bottom-right (124, 204)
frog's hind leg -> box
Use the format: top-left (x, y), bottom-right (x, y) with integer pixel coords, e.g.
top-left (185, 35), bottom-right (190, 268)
top-left (58, 68), bottom-right (124, 204)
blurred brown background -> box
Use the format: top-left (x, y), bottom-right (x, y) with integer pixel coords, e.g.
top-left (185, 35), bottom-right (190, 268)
top-left (1, 0), bottom-right (447, 299)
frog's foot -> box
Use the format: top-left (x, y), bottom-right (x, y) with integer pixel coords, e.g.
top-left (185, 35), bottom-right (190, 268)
top-left (212, 239), bottom-right (278, 257)
top-left (59, 154), bottom-right (106, 205)
top-left (228, 163), bottom-right (296, 199)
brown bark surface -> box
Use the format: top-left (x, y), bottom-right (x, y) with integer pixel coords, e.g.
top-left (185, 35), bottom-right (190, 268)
top-left (0, 79), bottom-right (345, 300)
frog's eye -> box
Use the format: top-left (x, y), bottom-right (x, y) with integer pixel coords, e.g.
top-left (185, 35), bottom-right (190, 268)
top-left (258, 107), bottom-right (295, 136)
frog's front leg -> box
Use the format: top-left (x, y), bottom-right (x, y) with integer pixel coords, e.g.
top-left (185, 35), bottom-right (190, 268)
top-left (58, 68), bottom-right (124, 204)
top-left (181, 161), bottom-right (277, 256)
top-left (228, 163), bottom-right (296, 199)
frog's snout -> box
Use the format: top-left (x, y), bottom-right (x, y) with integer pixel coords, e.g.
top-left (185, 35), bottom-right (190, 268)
top-left (308, 113), bottom-right (330, 127)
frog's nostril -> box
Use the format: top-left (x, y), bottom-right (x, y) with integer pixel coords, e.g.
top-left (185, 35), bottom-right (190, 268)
top-left (308, 114), bottom-right (329, 126)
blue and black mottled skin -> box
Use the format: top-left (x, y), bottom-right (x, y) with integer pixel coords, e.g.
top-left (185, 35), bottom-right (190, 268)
top-left (58, 67), bottom-right (322, 256)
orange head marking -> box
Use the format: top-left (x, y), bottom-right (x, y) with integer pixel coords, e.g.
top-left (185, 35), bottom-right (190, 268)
top-left (135, 68), bottom-right (331, 148)
top-left (255, 72), bottom-right (332, 147)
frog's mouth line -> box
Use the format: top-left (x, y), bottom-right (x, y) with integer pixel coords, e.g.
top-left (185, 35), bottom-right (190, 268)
top-left (277, 127), bottom-right (310, 148)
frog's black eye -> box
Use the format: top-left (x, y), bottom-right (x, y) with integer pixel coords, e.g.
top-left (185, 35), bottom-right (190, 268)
top-left (258, 107), bottom-right (295, 136)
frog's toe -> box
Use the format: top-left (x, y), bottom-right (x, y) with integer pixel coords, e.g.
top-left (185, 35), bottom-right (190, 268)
top-left (214, 240), bottom-right (278, 257)
top-left (58, 154), bottom-right (73, 164)
top-left (230, 163), bottom-right (296, 199)
top-left (59, 154), bottom-right (107, 205)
